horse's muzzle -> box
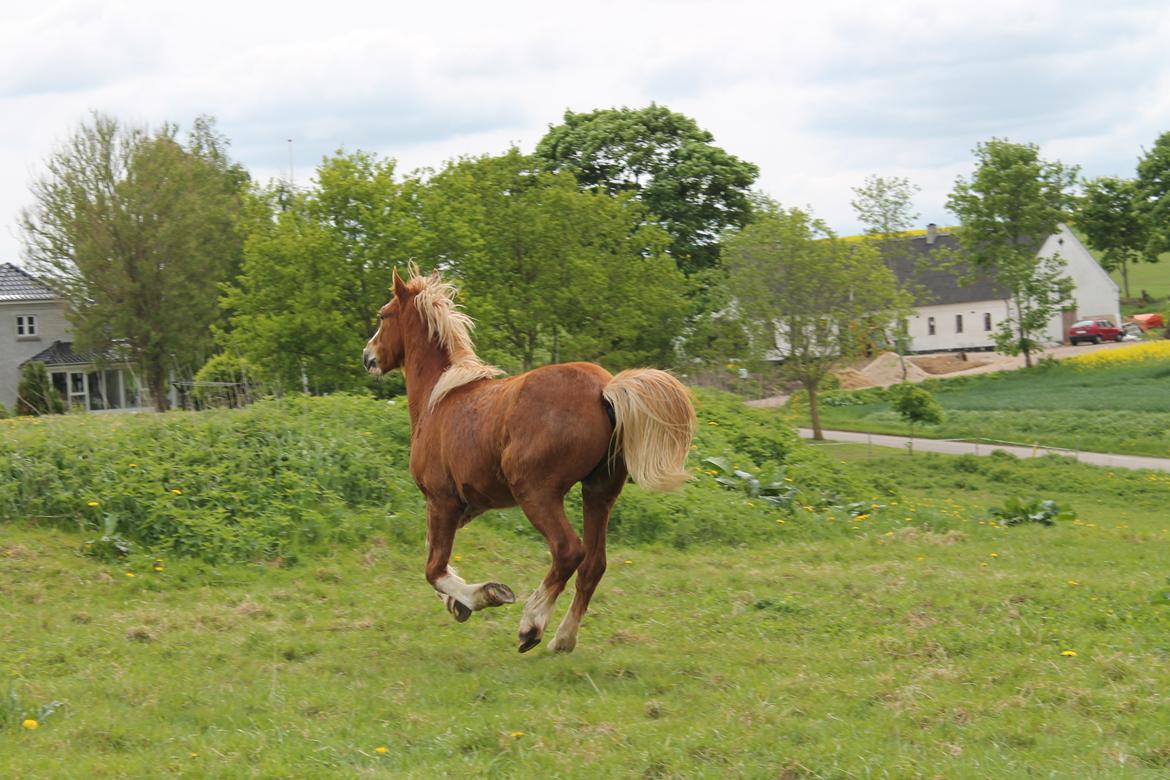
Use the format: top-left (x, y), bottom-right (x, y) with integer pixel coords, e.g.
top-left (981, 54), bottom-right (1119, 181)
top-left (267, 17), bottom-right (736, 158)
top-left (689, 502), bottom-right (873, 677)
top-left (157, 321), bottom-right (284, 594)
top-left (362, 348), bottom-right (380, 374)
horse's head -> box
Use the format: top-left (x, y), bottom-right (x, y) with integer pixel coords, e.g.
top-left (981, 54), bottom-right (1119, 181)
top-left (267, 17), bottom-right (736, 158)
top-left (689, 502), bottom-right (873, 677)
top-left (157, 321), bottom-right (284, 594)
top-left (363, 269), bottom-right (412, 375)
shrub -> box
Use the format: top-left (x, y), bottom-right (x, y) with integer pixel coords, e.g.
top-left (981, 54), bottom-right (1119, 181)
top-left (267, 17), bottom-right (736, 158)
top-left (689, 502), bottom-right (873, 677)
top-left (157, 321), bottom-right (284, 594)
top-left (15, 362), bottom-right (64, 416)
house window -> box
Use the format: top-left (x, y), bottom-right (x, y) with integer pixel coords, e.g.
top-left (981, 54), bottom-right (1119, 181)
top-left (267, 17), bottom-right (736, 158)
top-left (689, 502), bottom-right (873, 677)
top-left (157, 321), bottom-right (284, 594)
top-left (16, 314), bottom-right (38, 338)
top-left (955, 314), bottom-right (964, 334)
top-left (984, 313), bottom-right (992, 331)
top-left (927, 317), bottom-right (936, 336)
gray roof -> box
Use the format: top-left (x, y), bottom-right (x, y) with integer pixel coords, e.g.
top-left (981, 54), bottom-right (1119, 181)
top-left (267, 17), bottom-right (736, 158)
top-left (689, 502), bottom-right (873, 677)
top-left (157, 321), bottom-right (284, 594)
top-left (881, 232), bottom-right (1043, 306)
top-left (0, 263), bottom-right (57, 302)
top-left (22, 341), bottom-right (123, 368)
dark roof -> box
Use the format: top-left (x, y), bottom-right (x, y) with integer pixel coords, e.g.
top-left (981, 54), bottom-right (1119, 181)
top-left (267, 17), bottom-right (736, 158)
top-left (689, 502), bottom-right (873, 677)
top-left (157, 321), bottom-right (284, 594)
top-left (22, 341), bottom-right (124, 368)
top-left (883, 233), bottom-right (1012, 306)
top-left (0, 263), bottom-right (58, 302)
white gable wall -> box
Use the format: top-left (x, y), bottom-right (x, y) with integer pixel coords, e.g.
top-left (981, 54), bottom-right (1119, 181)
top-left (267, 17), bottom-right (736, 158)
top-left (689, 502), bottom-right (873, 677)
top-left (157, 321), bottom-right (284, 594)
top-left (1037, 224), bottom-right (1121, 343)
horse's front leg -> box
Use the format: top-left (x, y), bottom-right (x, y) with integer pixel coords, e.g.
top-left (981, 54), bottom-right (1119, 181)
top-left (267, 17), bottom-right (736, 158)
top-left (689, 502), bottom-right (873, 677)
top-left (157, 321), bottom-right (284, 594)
top-left (424, 499), bottom-right (515, 622)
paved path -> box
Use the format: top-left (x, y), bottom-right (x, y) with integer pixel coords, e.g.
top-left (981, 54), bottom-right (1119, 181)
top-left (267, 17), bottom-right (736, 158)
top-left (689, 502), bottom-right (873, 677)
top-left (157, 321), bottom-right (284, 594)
top-left (798, 428), bottom-right (1170, 473)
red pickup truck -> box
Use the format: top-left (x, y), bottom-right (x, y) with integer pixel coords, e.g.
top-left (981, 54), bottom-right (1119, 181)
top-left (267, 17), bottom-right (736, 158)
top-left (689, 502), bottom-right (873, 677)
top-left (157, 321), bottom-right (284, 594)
top-left (1068, 319), bottom-right (1122, 345)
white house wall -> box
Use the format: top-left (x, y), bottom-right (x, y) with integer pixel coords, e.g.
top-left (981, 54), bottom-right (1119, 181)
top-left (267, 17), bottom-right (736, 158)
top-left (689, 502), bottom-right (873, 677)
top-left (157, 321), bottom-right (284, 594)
top-left (907, 299), bottom-right (1011, 352)
top-left (0, 300), bottom-right (72, 410)
top-left (1037, 224), bottom-right (1121, 343)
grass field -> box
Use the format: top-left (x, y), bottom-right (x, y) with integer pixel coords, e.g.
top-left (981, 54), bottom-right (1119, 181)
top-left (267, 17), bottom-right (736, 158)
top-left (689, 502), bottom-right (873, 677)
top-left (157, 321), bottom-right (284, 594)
top-left (806, 345), bottom-right (1170, 457)
top-left (4, 403), bottom-right (1170, 776)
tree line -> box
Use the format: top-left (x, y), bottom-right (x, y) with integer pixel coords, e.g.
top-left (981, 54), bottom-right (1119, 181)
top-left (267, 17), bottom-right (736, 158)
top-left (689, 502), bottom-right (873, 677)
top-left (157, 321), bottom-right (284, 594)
top-left (17, 107), bottom-right (1170, 435)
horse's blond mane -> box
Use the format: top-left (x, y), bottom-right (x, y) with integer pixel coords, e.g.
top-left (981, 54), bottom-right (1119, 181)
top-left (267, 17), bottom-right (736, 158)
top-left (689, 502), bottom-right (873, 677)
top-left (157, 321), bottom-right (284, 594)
top-left (407, 268), bottom-right (503, 410)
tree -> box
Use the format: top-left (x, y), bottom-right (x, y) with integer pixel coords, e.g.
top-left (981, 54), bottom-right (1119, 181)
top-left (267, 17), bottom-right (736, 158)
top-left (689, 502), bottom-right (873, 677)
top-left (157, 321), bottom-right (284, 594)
top-left (1136, 131), bottom-right (1170, 261)
top-left (222, 151), bottom-right (424, 394)
top-left (851, 174), bottom-right (923, 378)
top-left (20, 114), bottom-right (247, 410)
top-left (15, 362), bottom-right (65, 416)
top-left (890, 383), bottom-right (943, 454)
top-left (724, 201), bottom-right (909, 440)
top-left (535, 105), bottom-right (759, 274)
top-left (420, 149), bottom-right (689, 372)
top-left (1075, 176), bottom-right (1149, 299)
top-left (851, 175), bottom-right (921, 240)
top-left (946, 138), bottom-right (1078, 368)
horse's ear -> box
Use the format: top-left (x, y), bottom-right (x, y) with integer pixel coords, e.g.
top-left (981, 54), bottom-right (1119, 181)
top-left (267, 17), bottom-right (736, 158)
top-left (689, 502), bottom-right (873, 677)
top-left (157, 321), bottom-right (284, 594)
top-left (392, 269), bottom-right (409, 302)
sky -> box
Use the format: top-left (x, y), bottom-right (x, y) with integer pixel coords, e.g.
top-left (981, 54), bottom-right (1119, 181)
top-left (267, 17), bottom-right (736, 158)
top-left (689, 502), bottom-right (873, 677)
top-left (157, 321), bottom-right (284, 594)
top-left (3, 0), bottom-right (1168, 264)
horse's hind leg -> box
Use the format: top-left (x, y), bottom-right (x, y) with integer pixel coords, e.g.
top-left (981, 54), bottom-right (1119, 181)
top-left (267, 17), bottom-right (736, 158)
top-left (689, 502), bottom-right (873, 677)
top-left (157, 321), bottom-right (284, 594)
top-left (514, 493), bottom-right (584, 653)
top-left (424, 499), bottom-right (515, 622)
top-left (549, 463), bottom-right (626, 653)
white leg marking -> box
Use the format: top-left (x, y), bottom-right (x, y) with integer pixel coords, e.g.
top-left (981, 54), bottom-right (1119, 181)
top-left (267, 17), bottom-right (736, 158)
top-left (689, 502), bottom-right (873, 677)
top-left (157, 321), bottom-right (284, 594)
top-left (519, 583), bottom-right (558, 638)
top-left (433, 568), bottom-right (513, 611)
top-left (548, 597), bottom-right (583, 653)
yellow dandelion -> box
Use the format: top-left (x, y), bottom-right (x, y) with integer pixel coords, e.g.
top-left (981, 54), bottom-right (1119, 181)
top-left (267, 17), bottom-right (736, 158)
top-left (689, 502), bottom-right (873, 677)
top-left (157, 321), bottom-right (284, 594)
top-left (510, 731), bottom-right (525, 738)
top-left (22, 719), bottom-right (38, 730)
top-left (453, 554), bottom-right (462, 562)
top-left (125, 572), bottom-right (135, 578)
top-left (776, 518), bottom-right (785, 525)
top-left (916, 555), bottom-right (925, 561)
top-left (153, 562), bottom-right (165, 572)
top-left (128, 464), bottom-right (138, 469)
top-left (707, 421), bottom-right (718, 426)
top-left (87, 500), bottom-right (99, 507)
top-left (1061, 650), bottom-right (1077, 657)
top-left (171, 488), bottom-right (183, 495)
top-left (990, 552), bottom-right (999, 558)
top-left (375, 746), bottom-right (388, 754)
top-left (623, 559), bottom-right (633, 565)
top-left (1067, 580), bottom-right (1078, 586)
top-left (856, 514), bottom-right (869, 521)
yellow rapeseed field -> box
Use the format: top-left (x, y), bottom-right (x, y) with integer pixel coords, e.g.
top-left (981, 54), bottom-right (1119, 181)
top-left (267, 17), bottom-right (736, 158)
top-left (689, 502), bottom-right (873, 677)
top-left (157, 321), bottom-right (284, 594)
top-left (1065, 340), bottom-right (1170, 368)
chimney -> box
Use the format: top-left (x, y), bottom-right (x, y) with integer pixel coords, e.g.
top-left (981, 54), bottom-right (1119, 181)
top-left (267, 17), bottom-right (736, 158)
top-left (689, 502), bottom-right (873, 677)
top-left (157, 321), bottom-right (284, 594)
top-left (926, 223), bottom-right (938, 245)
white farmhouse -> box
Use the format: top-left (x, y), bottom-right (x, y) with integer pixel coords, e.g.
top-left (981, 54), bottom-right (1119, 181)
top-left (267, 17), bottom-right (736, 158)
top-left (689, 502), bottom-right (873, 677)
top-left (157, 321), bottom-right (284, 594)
top-left (892, 224), bottom-right (1119, 353)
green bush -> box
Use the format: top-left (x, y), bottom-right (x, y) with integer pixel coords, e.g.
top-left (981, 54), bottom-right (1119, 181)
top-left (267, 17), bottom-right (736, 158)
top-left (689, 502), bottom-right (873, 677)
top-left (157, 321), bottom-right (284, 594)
top-left (0, 388), bottom-right (883, 561)
top-left (15, 362), bottom-right (64, 416)
top-left (0, 395), bottom-right (417, 562)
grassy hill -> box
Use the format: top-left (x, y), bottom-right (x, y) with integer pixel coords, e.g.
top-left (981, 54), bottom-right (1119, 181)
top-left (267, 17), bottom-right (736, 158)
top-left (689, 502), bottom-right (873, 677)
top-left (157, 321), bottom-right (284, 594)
top-left (3, 393), bottom-right (1170, 776)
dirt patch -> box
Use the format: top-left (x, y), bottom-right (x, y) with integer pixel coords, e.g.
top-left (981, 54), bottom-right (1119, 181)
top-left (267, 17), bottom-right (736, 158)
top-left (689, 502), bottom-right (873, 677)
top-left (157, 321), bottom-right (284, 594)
top-left (835, 368), bottom-right (875, 390)
top-left (910, 354), bottom-right (990, 375)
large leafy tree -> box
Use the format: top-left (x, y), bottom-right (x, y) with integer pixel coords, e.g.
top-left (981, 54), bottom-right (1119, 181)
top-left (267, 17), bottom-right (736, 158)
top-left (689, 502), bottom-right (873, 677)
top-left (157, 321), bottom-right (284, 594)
top-left (21, 114), bottom-right (247, 410)
top-left (725, 201), bottom-right (908, 440)
top-left (1075, 176), bottom-right (1149, 299)
top-left (420, 148), bottom-right (689, 371)
top-left (535, 104), bottom-right (758, 274)
top-left (946, 138), bottom-right (1078, 368)
top-left (1136, 130), bottom-right (1170, 261)
top-left (222, 151), bottom-right (423, 393)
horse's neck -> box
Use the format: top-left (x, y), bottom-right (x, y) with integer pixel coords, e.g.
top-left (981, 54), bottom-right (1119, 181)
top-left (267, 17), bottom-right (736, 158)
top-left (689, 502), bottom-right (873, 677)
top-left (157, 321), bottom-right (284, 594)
top-left (402, 336), bottom-right (450, 428)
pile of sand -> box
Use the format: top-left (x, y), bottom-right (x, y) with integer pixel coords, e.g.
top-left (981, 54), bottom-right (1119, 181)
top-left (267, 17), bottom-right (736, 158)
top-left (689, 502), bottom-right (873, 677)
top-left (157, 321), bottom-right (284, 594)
top-left (834, 368), bottom-right (875, 390)
top-left (857, 352), bottom-right (930, 386)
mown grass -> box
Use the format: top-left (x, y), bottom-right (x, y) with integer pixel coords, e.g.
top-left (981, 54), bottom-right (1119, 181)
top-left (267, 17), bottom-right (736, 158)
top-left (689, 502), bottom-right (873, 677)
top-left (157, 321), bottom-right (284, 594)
top-left (805, 350), bottom-right (1170, 457)
top-left (3, 446), bottom-right (1170, 777)
top-left (4, 396), bottom-right (1170, 776)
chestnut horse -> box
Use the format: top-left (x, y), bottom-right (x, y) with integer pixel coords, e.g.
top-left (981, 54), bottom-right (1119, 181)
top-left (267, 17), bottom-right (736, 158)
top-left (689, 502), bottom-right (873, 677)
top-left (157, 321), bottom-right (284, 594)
top-left (363, 268), bottom-right (696, 653)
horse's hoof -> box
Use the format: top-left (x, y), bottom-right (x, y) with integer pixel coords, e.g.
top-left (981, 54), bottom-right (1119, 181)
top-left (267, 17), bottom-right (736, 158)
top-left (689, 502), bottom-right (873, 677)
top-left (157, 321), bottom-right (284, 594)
top-left (518, 628), bottom-right (541, 653)
top-left (482, 582), bottom-right (515, 606)
top-left (449, 599), bottom-right (472, 623)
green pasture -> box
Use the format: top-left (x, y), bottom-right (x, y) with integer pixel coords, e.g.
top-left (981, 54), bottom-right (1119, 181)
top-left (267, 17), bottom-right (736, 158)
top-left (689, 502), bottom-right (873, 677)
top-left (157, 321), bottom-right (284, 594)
top-left (804, 353), bottom-right (1170, 457)
top-left (3, 395), bottom-right (1170, 777)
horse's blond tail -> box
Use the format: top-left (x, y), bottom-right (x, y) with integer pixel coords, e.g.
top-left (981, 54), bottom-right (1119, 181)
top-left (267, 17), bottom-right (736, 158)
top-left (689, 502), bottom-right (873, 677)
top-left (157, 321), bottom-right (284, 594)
top-left (602, 369), bottom-right (697, 492)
